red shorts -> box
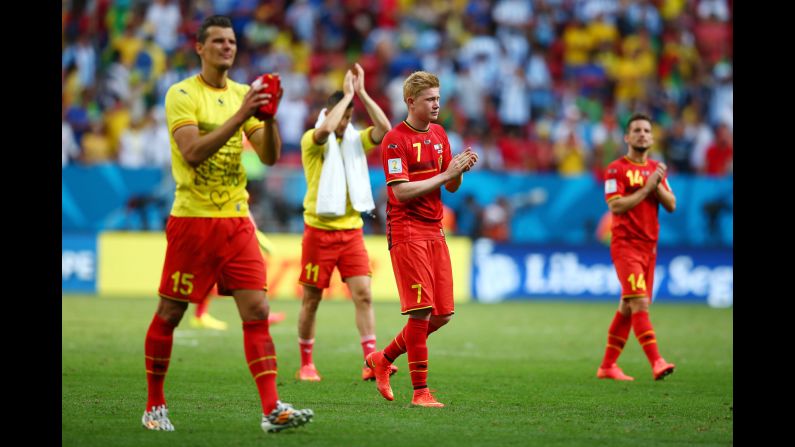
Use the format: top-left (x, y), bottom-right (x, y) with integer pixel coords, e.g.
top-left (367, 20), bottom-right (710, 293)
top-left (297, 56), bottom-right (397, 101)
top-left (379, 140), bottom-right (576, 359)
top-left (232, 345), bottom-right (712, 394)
top-left (611, 238), bottom-right (657, 300)
top-left (158, 216), bottom-right (267, 303)
top-left (298, 225), bottom-right (370, 289)
top-left (389, 239), bottom-right (454, 315)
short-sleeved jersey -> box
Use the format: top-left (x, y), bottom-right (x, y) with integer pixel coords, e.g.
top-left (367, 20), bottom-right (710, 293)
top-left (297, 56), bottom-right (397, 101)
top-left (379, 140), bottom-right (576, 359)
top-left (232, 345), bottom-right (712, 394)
top-left (165, 75), bottom-right (265, 217)
top-left (300, 127), bottom-right (377, 230)
top-left (604, 156), bottom-right (672, 243)
top-left (381, 121), bottom-right (452, 247)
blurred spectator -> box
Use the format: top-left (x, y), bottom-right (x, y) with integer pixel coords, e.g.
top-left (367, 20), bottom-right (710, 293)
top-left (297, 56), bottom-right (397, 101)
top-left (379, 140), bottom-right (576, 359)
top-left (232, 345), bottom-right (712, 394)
top-left (526, 44), bottom-right (554, 118)
top-left (102, 50), bottom-right (132, 104)
top-left (687, 112), bottom-right (715, 172)
top-left (81, 118), bottom-right (113, 164)
top-left (709, 61), bottom-right (733, 130)
top-left (62, 33), bottom-right (97, 89)
top-left (118, 106), bottom-right (171, 169)
top-left (492, 0), bottom-right (533, 28)
top-left (696, 0), bottom-right (731, 22)
top-left (286, 0), bottom-right (318, 43)
top-left (472, 130), bottom-right (505, 171)
top-left (619, 0), bottom-right (662, 37)
top-left (662, 118), bottom-right (694, 174)
top-left (117, 111), bottom-right (149, 168)
top-left (704, 124), bottom-right (732, 176)
top-left (442, 204), bottom-right (457, 235)
top-left (497, 62), bottom-right (531, 131)
top-left (62, 116), bottom-right (80, 167)
top-left (554, 129), bottom-right (588, 176)
top-left (590, 111), bottom-right (624, 179)
top-left (529, 121), bottom-right (556, 172)
top-left (562, 16), bottom-right (593, 76)
top-left (144, 0), bottom-right (181, 54)
top-left (481, 196), bottom-right (511, 241)
top-left (693, 9), bottom-right (732, 65)
top-left (455, 194), bottom-right (483, 239)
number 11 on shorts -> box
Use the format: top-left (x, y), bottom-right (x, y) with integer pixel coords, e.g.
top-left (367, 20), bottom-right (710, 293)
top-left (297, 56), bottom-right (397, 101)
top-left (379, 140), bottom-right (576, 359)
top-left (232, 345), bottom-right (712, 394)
top-left (411, 283), bottom-right (422, 303)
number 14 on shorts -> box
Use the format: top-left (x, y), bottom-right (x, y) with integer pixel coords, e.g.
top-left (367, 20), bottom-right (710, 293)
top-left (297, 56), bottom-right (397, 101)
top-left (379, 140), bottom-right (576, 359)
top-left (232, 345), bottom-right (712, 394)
top-left (628, 273), bottom-right (646, 292)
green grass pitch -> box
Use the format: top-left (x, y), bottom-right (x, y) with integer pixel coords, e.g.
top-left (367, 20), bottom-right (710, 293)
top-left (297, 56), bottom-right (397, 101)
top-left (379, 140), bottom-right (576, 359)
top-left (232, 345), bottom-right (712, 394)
top-left (62, 296), bottom-right (732, 446)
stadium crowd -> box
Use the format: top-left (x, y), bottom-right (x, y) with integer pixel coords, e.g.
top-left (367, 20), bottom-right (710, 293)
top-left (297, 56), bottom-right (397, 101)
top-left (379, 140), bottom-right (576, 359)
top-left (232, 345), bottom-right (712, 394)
top-left (62, 0), bottom-right (732, 179)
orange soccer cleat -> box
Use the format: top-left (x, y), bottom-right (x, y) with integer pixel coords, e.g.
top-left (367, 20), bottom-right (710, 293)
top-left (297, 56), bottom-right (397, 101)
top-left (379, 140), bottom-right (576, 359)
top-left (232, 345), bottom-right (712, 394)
top-left (362, 363), bottom-right (398, 381)
top-left (295, 363), bottom-right (322, 382)
top-left (596, 364), bottom-right (635, 381)
top-left (652, 358), bottom-right (675, 381)
top-left (365, 351), bottom-right (394, 401)
top-left (411, 388), bottom-right (444, 408)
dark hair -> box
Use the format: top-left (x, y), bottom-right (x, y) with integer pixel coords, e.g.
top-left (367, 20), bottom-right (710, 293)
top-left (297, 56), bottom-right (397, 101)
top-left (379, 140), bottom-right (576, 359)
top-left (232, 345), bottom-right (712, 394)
top-left (197, 15), bottom-right (233, 44)
top-left (327, 91), bottom-right (354, 110)
top-left (625, 112), bottom-right (652, 132)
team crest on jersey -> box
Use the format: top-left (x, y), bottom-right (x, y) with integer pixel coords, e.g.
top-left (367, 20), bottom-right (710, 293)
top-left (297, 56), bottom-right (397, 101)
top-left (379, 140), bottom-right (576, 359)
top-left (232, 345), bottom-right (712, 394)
top-left (388, 158), bottom-right (402, 173)
top-left (387, 144), bottom-right (398, 149)
top-left (605, 179), bottom-right (617, 194)
top-left (424, 139), bottom-right (431, 144)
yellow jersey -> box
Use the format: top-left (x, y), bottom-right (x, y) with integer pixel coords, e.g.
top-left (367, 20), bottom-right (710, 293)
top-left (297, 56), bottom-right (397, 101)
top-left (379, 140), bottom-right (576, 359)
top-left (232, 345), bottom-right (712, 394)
top-left (300, 127), bottom-right (377, 230)
top-left (165, 75), bottom-right (265, 217)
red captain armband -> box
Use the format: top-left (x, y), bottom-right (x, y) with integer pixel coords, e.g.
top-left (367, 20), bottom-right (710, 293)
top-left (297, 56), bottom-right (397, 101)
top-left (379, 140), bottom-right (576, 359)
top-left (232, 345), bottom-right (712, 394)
top-left (253, 73), bottom-right (281, 121)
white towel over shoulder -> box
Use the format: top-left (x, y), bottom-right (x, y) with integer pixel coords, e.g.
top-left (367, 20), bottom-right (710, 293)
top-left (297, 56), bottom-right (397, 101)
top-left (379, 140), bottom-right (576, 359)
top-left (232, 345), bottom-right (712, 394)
top-left (314, 108), bottom-right (375, 217)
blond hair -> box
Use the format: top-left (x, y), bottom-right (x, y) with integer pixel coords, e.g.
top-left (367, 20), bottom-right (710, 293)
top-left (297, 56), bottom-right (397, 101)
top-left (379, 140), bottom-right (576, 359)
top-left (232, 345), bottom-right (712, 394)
top-left (403, 71), bottom-right (440, 102)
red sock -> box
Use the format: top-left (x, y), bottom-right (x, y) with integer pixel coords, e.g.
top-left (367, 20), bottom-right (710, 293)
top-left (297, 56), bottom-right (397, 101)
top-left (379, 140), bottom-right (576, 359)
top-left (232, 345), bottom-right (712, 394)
top-left (145, 314), bottom-right (176, 410)
top-left (243, 320), bottom-right (279, 414)
top-left (298, 338), bottom-right (314, 366)
top-left (405, 318), bottom-right (430, 390)
top-left (194, 298), bottom-right (209, 318)
top-left (600, 311), bottom-right (632, 368)
top-left (632, 310), bottom-right (662, 366)
top-left (383, 326), bottom-right (408, 362)
top-left (361, 335), bottom-right (376, 360)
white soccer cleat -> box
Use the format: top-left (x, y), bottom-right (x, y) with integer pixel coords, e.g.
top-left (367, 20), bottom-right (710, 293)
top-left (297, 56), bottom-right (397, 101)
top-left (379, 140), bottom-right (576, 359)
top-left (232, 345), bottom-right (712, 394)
top-left (142, 404), bottom-right (175, 431)
top-left (261, 400), bottom-right (314, 433)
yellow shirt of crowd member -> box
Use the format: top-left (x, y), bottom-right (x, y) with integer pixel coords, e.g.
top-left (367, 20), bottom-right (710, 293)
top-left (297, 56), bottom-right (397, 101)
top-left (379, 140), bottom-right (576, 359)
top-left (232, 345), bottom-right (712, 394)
top-left (165, 75), bottom-right (265, 217)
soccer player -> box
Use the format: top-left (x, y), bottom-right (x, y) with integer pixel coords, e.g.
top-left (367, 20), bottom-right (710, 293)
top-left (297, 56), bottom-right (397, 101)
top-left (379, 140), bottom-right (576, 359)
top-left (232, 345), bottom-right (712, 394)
top-left (141, 15), bottom-right (313, 434)
top-left (597, 112), bottom-right (677, 381)
top-left (296, 63), bottom-right (395, 381)
top-left (365, 71), bottom-right (478, 407)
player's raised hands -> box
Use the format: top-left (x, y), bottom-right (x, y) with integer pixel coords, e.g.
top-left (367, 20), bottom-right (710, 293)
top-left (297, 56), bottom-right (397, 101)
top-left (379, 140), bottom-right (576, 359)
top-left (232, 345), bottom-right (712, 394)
top-left (461, 147), bottom-right (479, 172)
top-left (242, 77), bottom-right (276, 118)
top-left (446, 151), bottom-right (474, 177)
top-left (353, 63), bottom-right (366, 95)
top-left (650, 162), bottom-right (666, 186)
top-left (343, 69), bottom-right (355, 97)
